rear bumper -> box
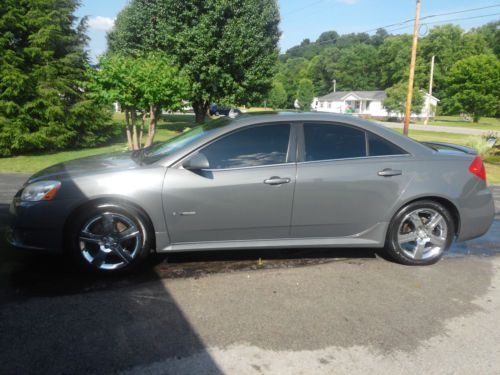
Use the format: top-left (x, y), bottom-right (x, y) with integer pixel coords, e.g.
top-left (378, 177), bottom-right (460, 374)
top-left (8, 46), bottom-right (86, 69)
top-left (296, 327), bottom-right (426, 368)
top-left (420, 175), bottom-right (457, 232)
top-left (456, 185), bottom-right (495, 242)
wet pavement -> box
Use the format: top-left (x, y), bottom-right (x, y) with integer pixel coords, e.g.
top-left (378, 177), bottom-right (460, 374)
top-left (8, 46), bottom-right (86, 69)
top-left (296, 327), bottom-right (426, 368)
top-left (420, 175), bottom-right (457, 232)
top-left (0, 173), bottom-right (499, 374)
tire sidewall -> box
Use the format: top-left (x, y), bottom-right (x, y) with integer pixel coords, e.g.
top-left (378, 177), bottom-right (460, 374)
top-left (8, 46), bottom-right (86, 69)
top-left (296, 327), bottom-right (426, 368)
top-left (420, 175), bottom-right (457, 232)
top-left (386, 200), bottom-right (455, 266)
top-left (68, 203), bottom-right (152, 274)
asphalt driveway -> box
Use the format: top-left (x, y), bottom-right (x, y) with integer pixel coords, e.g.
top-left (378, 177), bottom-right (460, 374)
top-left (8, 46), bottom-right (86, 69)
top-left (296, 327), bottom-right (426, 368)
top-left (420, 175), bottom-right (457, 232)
top-left (1, 173), bottom-right (499, 374)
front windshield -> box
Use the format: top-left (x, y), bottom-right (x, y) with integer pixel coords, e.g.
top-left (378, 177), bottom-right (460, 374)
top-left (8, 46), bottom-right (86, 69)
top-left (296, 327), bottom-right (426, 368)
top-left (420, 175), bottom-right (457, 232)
top-left (142, 118), bottom-right (232, 164)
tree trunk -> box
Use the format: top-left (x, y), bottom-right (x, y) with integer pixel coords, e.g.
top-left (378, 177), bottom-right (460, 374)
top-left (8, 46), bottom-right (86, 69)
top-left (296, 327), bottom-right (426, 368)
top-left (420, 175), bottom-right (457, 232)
top-left (145, 104), bottom-right (159, 148)
top-left (131, 110), bottom-right (139, 150)
top-left (193, 100), bottom-right (209, 124)
top-left (139, 111), bottom-right (146, 148)
top-left (124, 109), bottom-right (133, 150)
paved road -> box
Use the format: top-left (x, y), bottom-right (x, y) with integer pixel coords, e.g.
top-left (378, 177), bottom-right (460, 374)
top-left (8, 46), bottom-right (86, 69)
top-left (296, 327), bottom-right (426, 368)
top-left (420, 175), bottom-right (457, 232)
top-left (379, 121), bottom-right (495, 136)
top-left (1, 174), bottom-right (499, 374)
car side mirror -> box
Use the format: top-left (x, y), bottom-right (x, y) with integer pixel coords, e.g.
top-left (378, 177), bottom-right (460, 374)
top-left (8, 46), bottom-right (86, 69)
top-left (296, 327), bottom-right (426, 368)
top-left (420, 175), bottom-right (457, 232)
top-left (183, 153), bottom-right (210, 170)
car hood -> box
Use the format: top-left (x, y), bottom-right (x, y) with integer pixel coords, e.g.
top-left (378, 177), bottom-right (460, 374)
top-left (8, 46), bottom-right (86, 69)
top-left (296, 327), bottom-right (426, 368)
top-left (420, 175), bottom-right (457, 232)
top-left (28, 152), bottom-right (140, 183)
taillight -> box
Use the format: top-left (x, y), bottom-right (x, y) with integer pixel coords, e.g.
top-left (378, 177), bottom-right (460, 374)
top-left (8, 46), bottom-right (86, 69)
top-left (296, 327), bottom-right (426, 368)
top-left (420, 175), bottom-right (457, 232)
top-left (468, 155), bottom-right (486, 181)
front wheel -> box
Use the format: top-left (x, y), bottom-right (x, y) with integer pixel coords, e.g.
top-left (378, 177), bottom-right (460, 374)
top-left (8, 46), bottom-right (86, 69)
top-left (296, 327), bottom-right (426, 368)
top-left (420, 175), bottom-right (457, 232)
top-left (385, 200), bottom-right (455, 265)
top-left (69, 203), bottom-right (152, 274)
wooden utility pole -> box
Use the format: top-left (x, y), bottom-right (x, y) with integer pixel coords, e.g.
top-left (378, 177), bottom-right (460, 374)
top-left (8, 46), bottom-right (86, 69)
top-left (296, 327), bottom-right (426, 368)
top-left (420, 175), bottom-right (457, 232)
top-left (403, 0), bottom-right (421, 136)
top-left (424, 55), bottom-right (435, 126)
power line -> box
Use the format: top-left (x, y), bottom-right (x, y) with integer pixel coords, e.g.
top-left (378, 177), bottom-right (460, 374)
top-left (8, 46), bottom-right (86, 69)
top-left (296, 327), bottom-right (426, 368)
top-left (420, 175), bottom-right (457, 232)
top-left (387, 13), bottom-right (500, 33)
top-left (362, 4), bottom-right (500, 33)
top-left (305, 4), bottom-right (500, 47)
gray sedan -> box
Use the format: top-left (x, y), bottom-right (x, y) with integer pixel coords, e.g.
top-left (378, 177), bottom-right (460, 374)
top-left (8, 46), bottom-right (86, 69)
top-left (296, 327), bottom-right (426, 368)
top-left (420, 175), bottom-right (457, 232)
top-left (7, 113), bottom-right (495, 273)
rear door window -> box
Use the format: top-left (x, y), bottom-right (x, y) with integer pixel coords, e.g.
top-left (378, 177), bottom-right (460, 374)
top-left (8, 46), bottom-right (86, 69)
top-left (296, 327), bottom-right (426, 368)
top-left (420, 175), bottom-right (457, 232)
top-left (303, 123), bottom-right (366, 161)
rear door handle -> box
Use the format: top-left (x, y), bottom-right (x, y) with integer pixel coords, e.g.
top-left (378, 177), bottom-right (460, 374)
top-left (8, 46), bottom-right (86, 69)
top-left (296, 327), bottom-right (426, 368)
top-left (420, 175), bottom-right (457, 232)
top-left (264, 176), bottom-right (291, 185)
top-left (378, 168), bottom-right (402, 177)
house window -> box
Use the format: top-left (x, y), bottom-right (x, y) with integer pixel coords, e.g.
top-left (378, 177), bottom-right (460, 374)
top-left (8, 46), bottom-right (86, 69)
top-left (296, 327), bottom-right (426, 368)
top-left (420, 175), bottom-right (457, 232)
top-left (328, 102), bottom-right (332, 109)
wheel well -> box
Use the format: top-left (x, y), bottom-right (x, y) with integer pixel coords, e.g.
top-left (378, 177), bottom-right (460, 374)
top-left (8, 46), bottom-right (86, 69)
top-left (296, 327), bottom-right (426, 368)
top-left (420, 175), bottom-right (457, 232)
top-left (402, 196), bottom-right (461, 236)
top-left (62, 197), bottom-right (157, 252)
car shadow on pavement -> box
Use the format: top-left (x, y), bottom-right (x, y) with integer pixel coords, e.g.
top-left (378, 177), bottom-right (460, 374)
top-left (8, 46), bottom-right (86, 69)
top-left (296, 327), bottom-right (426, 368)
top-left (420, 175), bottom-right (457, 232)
top-left (0, 233), bottom-right (224, 375)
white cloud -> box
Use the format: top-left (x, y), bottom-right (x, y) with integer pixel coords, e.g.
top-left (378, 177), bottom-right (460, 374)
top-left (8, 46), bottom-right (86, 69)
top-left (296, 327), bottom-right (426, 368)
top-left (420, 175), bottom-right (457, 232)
top-left (336, 0), bottom-right (359, 4)
top-left (87, 16), bottom-right (115, 31)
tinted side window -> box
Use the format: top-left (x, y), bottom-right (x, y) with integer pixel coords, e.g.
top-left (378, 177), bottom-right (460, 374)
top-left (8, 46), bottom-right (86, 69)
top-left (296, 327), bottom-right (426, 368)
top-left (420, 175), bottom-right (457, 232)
top-left (201, 124), bottom-right (290, 169)
top-left (368, 133), bottom-right (406, 156)
top-left (303, 123), bottom-right (366, 161)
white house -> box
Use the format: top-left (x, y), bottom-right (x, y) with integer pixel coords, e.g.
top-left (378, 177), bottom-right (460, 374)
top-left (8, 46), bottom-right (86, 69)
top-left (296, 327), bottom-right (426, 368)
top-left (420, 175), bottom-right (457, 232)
top-left (311, 90), bottom-right (439, 119)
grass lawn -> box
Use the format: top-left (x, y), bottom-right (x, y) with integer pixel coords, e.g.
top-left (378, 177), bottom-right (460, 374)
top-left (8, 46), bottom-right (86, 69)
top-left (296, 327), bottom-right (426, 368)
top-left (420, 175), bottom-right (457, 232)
top-left (0, 113), bottom-right (499, 184)
top-left (414, 116), bottom-right (500, 132)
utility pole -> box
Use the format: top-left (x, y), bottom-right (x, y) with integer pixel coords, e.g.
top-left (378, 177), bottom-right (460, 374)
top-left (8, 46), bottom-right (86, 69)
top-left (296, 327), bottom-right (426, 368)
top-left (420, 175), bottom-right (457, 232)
top-left (333, 79), bottom-right (336, 93)
top-left (403, 0), bottom-right (421, 136)
top-left (424, 55), bottom-right (435, 125)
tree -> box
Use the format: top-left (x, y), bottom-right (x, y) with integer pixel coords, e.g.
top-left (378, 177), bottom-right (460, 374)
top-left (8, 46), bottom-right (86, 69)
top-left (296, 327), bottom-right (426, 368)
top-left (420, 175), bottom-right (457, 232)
top-left (296, 79), bottom-right (315, 110)
top-left (109, 0), bottom-right (281, 123)
top-left (87, 53), bottom-right (187, 149)
top-left (326, 44), bottom-right (379, 91)
top-left (443, 54), bottom-right (500, 122)
top-left (0, 0), bottom-right (112, 156)
top-left (267, 81), bottom-right (287, 109)
top-left (384, 82), bottom-right (424, 119)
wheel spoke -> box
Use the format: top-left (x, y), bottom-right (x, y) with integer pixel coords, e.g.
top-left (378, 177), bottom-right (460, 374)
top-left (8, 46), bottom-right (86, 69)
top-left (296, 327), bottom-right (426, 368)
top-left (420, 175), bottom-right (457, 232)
top-left (101, 213), bottom-right (115, 234)
top-left (426, 213), bottom-right (443, 231)
top-left (398, 232), bottom-right (418, 245)
top-left (92, 250), bottom-right (107, 267)
top-left (118, 227), bottom-right (140, 242)
top-left (79, 230), bottom-right (103, 244)
top-left (111, 244), bottom-right (133, 264)
top-left (413, 240), bottom-right (426, 260)
top-left (429, 233), bottom-right (446, 247)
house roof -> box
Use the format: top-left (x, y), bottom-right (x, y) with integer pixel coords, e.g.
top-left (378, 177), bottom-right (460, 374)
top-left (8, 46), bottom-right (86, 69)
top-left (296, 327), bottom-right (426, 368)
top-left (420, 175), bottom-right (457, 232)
top-left (317, 90), bottom-right (387, 101)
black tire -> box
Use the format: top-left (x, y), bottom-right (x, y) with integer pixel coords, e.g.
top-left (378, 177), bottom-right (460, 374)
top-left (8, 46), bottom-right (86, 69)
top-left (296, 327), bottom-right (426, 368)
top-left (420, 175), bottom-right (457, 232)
top-left (68, 203), bottom-right (152, 274)
top-left (384, 200), bottom-right (455, 266)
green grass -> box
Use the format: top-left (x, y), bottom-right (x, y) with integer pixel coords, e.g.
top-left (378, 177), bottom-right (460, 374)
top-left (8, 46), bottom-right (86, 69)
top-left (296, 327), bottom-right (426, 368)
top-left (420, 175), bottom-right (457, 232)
top-left (0, 113), bottom-right (197, 173)
top-left (414, 116), bottom-right (500, 132)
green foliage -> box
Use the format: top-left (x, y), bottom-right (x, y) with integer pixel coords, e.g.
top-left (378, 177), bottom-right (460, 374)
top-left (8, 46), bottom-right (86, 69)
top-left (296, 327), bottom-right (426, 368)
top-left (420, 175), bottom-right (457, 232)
top-left (88, 53), bottom-right (187, 112)
top-left (275, 23), bottom-right (495, 112)
top-left (267, 81), bottom-right (287, 109)
top-left (464, 136), bottom-right (493, 158)
top-left (296, 78), bottom-right (315, 110)
top-left (109, 0), bottom-right (280, 123)
top-left (87, 52), bottom-right (188, 148)
top-left (384, 82), bottom-right (424, 118)
top-left (443, 54), bottom-right (500, 122)
top-left (0, 0), bottom-right (113, 156)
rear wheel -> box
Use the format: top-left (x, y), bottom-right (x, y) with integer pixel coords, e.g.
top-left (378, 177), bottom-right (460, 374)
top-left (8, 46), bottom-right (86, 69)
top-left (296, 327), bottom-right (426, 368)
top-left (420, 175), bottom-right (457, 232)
top-left (385, 200), bottom-right (455, 265)
top-left (69, 203), bottom-right (152, 274)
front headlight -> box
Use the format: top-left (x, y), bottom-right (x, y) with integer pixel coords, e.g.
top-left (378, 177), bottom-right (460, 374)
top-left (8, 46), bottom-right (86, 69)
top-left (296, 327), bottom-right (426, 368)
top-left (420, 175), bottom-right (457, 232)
top-left (21, 181), bottom-right (61, 202)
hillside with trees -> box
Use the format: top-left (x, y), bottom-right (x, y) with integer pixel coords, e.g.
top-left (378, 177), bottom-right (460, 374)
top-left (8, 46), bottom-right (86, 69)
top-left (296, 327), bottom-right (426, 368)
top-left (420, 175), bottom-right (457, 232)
top-left (273, 21), bottom-right (500, 119)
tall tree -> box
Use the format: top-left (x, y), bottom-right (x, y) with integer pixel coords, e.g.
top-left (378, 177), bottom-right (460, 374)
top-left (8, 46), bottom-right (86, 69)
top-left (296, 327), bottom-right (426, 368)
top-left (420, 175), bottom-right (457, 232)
top-left (267, 81), bottom-right (287, 109)
top-left (384, 82), bottom-right (424, 119)
top-left (87, 53), bottom-right (187, 149)
top-left (296, 78), bottom-right (315, 110)
top-left (0, 0), bottom-right (111, 156)
top-left (109, 0), bottom-right (280, 123)
top-left (444, 54), bottom-right (500, 122)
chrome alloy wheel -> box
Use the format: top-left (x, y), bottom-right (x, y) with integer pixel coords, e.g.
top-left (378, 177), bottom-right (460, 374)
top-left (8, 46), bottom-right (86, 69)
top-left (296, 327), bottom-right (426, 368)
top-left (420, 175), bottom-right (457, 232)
top-left (78, 212), bottom-right (142, 270)
top-left (397, 208), bottom-right (448, 261)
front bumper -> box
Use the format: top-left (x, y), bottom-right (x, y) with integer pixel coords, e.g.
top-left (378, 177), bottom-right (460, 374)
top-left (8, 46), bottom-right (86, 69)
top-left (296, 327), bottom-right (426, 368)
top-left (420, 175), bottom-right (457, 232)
top-left (7, 196), bottom-right (77, 254)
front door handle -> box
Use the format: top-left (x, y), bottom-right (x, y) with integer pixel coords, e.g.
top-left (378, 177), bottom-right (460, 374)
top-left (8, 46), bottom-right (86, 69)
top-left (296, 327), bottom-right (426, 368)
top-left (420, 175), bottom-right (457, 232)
top-left (264, 176), bottom-right (291, 185)
top-left (378, 168), bottom-right (402, 177)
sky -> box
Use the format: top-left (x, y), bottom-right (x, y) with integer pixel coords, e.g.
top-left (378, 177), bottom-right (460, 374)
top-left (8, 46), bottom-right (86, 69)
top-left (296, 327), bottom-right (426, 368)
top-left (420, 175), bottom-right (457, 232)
top-left (76, 0), bottom-right (500, 62)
